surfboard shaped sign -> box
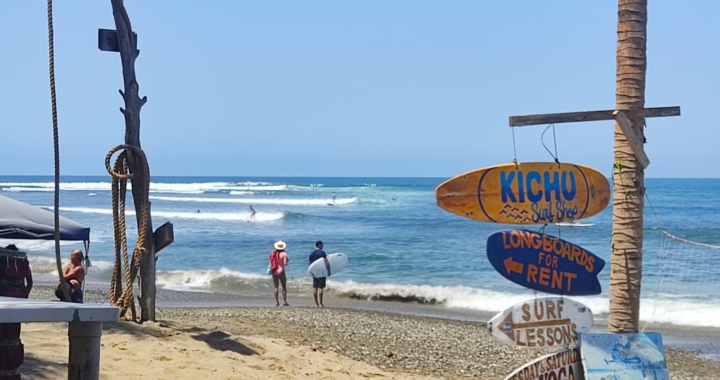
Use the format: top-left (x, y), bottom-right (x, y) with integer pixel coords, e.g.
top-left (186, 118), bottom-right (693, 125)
top-left (487, 230), bottom-right (605, 296)
top-left (436, 162), bottom-right (610, 224)
top-left (504, 347), bottom-right (585, 380)
top-left (489, 297), bottom-right (593, 349)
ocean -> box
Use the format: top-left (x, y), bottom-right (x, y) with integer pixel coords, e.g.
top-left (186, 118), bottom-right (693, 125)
top-left (2, 176), bottom-right (719, 327)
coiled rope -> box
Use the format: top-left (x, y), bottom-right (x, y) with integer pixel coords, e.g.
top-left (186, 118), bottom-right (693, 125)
top-left (106, 144), bottom-right (151, 321)
top-left (46, 0), bottom-right (70, 300)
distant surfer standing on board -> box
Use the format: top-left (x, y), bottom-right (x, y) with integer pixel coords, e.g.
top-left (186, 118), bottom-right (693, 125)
top-left (332, 192), bottom-right (336, 205)
top-left (270, 241), bottom-right (289, 307)
top-left (249, 205), bottom-right (256, 222)
top-left (309, 241), bottom-right (328, 307)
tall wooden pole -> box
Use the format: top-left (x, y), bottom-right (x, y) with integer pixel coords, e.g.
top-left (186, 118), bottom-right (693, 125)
top-left (608, 0), bottom-right (647, 333)
top-left (110, 0), bottom-right (155, 321)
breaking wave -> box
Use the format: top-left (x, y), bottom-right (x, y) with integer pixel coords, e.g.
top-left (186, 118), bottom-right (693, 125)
top-left (149, 195), bottom-right (358, 206)
top-left (0, 181), bottom-right (296, 194)
top-left (22, 257), bottom-right (720, 328)
top-left (44, 206), bottom-right (285, 222)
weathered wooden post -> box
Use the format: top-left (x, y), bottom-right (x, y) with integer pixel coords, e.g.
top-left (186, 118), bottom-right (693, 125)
top-left (103, 0), bottom-right (155, 322)
top-left (101, 0), bottom-right (174, 323)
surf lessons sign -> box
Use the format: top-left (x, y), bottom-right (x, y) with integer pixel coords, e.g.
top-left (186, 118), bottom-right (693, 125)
top-left (486, 230), bottom-right (605, 296)
top-left (436, 162), bottom-right (610, 224)
top-left (488, 297), bottom-right (593, 348)
top-left (504, 348), bottom-right (584, 380)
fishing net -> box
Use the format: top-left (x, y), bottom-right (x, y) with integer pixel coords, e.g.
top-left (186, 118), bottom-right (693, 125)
top-left (648, 231), bottom-right (720, 324)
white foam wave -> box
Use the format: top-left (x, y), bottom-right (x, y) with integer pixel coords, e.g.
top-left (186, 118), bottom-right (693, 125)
top-left (156, 268), bottom-right (269, 292)
top-left (149, 195), bottom-right (358, 206)
top-left (0, 239), bottom-right (84, 253)
top-left (229, 191), bottom-right (254, 195)
top-left (2, 187), bottom-right (54, 192)
top-left (28, 255), bottom-right (114, 276)
top-left (0, 181), bottom-right (293, 194)
top-left (46, 206), bottom-right (285, 222)
top-left (328, 280), bottom-right (720, 328)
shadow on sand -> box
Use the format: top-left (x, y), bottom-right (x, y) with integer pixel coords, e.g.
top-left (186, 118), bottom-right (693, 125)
top-left (104, 319), bottom-right (259, 356)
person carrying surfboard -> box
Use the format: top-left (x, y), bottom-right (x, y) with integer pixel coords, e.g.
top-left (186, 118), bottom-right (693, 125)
top-left (269, 241), bottom-right (289, 307)
top-left (309, 240), bottom-right (328, 307)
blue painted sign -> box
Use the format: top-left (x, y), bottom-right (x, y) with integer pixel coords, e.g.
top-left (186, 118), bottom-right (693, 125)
top-left (579, 333), bottom-right (669, 380)
top-left (486, 230), bottom-right (605, 296)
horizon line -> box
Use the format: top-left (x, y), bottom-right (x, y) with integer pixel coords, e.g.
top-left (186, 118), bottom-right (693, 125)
top-left (1, 174), bottom-right (719, 180)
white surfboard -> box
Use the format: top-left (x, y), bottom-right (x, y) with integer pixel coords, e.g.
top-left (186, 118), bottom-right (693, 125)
top-left (555, 222), bottom-right (595, 227)
top-left (488, 297), bottom-right (593, 349)
top-left (308, 253), bottom-right (348, 278)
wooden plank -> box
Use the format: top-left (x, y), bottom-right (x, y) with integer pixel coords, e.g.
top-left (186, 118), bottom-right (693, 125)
top-left (509, 106), bottom-right (680, 127)
top-left (0, 296), bottom-right (119, 323)
top-left (153, 221), bottom-right (174, 254)
top-left (614, 111), bottom-right (651, 169)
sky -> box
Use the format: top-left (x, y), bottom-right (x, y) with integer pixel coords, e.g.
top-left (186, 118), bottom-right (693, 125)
top-left (0, 1), bottom-right (717, 178)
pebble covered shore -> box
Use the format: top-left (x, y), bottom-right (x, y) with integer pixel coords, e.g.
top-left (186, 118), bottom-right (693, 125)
top-left (29, 285), bottom-right (720, 379)
top-left (159, 307), bottom-right (720, 380)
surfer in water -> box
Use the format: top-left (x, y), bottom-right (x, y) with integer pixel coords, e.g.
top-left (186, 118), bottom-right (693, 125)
top-left (269, 241), bottom-right (289, 307)
top-left (309, 241), bottom-right (328, 307)
top-left (249, 205), bottom-right (256, 222)
top-left (332, 192), bottom-right (336, 205)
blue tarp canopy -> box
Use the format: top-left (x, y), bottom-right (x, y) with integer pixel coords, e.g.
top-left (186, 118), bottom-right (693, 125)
top-left (0, 194), bottom-right (90, 241)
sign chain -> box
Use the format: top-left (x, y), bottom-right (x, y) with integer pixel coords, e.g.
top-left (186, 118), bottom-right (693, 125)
top-left (511, 127), bottom-right (518, 164)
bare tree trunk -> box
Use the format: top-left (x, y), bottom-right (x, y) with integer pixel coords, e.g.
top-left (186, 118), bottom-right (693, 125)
top-left (609, 0), bottom-right (647, 333)
top-left (110, 0), bottom-right (155, 322)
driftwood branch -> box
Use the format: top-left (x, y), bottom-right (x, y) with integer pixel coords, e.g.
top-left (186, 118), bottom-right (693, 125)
top-left (109, 0), bottom-right (156, 322)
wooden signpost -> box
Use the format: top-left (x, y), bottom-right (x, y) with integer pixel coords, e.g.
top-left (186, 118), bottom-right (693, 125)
top-left (488, 297), bottom-right (593, 348)
top-left (504, 347), bottom-right (585, 380)
top-left (486, 230), bottom-right (606, 296)
top-left (436, 162), bottom-right (610, 224)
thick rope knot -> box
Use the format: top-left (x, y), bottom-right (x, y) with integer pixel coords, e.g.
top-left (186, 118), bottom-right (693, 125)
top-left (107, 144), bottom-right (151, 322)
top-left (105, 144), bottom-right (147, 179)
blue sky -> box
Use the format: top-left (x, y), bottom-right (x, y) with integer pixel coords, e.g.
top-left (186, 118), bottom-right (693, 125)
top-left (0, 1), bottom-right (717, 177)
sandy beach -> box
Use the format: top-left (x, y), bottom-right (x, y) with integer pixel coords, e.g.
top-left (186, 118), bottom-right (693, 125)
top-left (16, 284), bottom-right (720, 379)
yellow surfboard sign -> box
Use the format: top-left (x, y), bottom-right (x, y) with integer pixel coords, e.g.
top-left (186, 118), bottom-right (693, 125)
top-left (436, 162), bottom-right (610, 224)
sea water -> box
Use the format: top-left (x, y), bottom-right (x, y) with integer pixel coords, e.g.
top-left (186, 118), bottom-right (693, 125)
top-left (1, 176), bottom-right (719, 327)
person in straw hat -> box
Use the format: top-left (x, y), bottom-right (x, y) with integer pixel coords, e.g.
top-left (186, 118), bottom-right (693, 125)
top-left (269, 240), bottom-right (290, 306)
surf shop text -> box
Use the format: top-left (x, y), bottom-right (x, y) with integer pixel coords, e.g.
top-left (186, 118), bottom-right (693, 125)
top-left (501, 230), bottom-right (595, 292)
top-left (512, 300), bottom-right (579, 348)
top-left (500, 170), bottom-right (578, 223)
top-left (506, 348), bottom-right (580, 380)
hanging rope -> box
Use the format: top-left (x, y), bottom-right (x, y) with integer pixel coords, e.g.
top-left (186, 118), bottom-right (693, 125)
top-left (106, 144), bottom-right (151, 322)
top-left (541, 124), bottom-right (560, 165)
top-left (46, 0), bottom-right (70, 301)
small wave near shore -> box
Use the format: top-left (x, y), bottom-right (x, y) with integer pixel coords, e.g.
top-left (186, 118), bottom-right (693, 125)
top-left (29, 257), bottom-right (718, 329)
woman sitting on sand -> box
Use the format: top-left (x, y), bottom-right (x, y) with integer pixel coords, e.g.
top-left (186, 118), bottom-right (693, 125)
top-left (63, 249), bottom-right (85, 303)
top-left (269, 241), bottom-right (289, 306)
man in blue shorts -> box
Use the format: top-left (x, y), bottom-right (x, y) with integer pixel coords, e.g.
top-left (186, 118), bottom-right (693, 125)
top-left (309, 240), bottom-right (327, 307)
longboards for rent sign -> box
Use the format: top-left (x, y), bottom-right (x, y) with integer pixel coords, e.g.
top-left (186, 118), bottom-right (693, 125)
top-left (486, 230), bottom-right (605, 296)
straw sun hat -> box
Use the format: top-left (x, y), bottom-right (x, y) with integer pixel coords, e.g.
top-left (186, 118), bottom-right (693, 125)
top-left (274, 241), bottom-right (287, 250)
